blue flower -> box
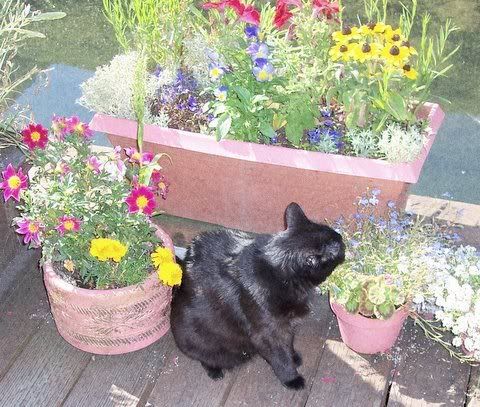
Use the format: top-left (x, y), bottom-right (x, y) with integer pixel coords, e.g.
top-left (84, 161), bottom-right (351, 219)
top-left (359, 197), bottom-right (369, 206)
top-left (209, 64), bottom-right (224, 81)
top-left (245, 25), bottom-right (259, 40)
top-left (270, 134), bottom-right (278, 144)
top-left (246, 42), bottom-right (269, 60)
top-left (324, 119), bottom-right (334, 127)
top-left (307, 129), bottom-right (321, 144)
top-left (371, 188), bottom-right (381, 196)
top-left (253, 61), bottom-right (274, 82)
top-left (214, 86), bottom-right (228, 102)
top-left (186, 95), bottom-right (198, 111)
top-left (321, 109), bottom-right (332, 118)
top-left (387, 200), bottom-right (396, 209)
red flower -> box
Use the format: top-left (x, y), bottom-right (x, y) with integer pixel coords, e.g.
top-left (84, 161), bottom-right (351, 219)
top-left (21, 123), bottom-right (49, 150)
top-left (202, 0), bottom-right (229, 10)
top-left (239, 5), bottom-right (260, 25)
top-left (56, 215), bottom-right (81, 236)
top-left (0, 164), bottom-right (28, 202)
top-left (125, 186), bottom-right (156, 215)
top-left (274, 1), bottom-right (293, 29)
top-left (202, 0), bottom-right (260, 25)
top-left (150, 170), bottom-right (170, 200)
top-left (312, 0), bottom-right (339, 19)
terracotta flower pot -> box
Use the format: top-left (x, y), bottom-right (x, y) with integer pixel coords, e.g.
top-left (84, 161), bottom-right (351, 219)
top-left (43, 225), bottom-right (174, 355)
top-left (90, 104), bottom-right (444, 233)
top-left (330, 300), bottom-right (409, 354)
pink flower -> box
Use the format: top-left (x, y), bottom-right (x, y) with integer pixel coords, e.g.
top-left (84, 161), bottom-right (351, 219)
top-left (384, 274), bottom-right (394, 285)
top-left (1, 164), bottom-right (28, 202)
top-left (16, 218), bottom-right (43, 246)
top-left (202, 0), bottom-right (260, 25)
top-left (125, 147), bottom-right (154, 165)
top-left (65, 116), bottom-right (93, 139)
top-left (312, 0), bottom-right (339, 19)
top-left (274, 1), bottom-right (293, 28)
top-left (51, 115), bottom-right (68, 139)
top-left (55, 215), bottom-right (81, 235)
top-left (55, 161), bottom-right (71, 176)
top-left (87, 156), bottom-right (102, 174)
top-left (151, 170), bottom-right (170, 200)
top-left (239, 5), bottom-right (260, 25)
top-left (21, 123), bottom-right (49, 150)
top-left (125, 186), bottom-right (156, 215)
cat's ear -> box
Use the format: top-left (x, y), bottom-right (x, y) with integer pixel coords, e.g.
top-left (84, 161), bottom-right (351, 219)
top-left (285, 202), bottom-right (310, 229)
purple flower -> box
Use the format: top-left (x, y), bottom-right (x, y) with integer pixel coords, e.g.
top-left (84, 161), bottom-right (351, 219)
top-left (321, 109), bottom-right (332, 118)
top-left (246, 42), bottom-right (269, 59)
top-left (307, 129), bottom-right (321, 144)
top-left (16, 218), bottom-right (43, 246)
top-left (324, 119), bottom-right (334, 127)
top-left (253, 62), bottom-right (274, 82)
top-left (359, 197), bottom-right (369, 206)
top-left (371, 188), bottom-right (381, 196)
top-left (245, 25), bottom-right (259, 40)
top-left (153, 65), bottom-right (163, 77)
top-left (270, 134), bottom-right (278, 144)
top-left (387, 200), bottom-right (396, 209)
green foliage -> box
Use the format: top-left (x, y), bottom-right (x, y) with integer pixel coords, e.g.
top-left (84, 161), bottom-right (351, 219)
top-left (102, 0), bottom-right (196, 66)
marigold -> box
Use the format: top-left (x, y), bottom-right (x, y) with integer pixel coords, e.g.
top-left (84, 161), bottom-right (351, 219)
top-left (157, 262), bottom-right (182, 286)
top-left (90, 238), bottom-right (127, 262)
top-left (151, 247), bottom-right (174, 268)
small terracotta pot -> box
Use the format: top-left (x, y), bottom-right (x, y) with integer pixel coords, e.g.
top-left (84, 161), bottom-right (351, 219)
top-left (330, 299), bottom-right (409, 354)
top-left (43, 226), bottom-right (174, 355)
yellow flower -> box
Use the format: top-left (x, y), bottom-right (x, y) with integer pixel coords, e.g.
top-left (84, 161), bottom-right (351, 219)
top-left (381, 44), bottom-right (410, 67)
top-left (352, 42), bottom-right (381, 63)
top-left (384, 26), bottom-right (404, 44)
top-left (332, 26), bottom-right (360, 42)
top-left (157, 262), bottom-right (182, 286)
top-left (329, 42), bottom-right (354, 62)
top-left (90, 238), bottom-right (127, 262)
top-left (400, 40), bottom-right (417, 56)
top-left (151, 247), bottom-right (174, 268)
top-left (358, 22), bottom-right (388, 36)
top-left (64, 259), bottom-right (75, 272)
top-left (402, 64), bottom-right (418, 80)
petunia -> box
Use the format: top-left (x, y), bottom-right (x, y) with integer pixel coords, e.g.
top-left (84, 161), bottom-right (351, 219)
top-left (16, 218), bottom-right (43, 246)
top-left (312, 0), bottom-right (339, 19)
top-left (214, 85), bottom-right (228, 102)
top-left (253, 60), bottom-right (275, 82)
top-left (1, 164), bottom-right (28, 202)
top-left (125, 185), bottom-right (156, 215)
top-left (51, 115), bottom-right (68, 139)
top-left (124, 147), bottom-right (154, 165)
top-left (150, 170), bottom-right (170, 200)
top-left (65, 116), bottom-right (94, 139)
top-left (56, 215), bottom-right (81, 235)
top-left (87, 156), bottom-right (102, 174)
top-left (21, 123), bottom-right (49, 150)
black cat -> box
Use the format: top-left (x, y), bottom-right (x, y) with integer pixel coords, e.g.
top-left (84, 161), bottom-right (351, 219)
top-left (170, 202), bottom-right (345, 390)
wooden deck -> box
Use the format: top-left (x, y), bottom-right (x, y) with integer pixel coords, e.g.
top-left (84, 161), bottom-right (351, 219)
top-left (0, 251), bottom-right (479, 407)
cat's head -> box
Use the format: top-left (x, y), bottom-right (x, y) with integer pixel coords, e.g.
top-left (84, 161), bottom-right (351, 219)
top-left (263, 203), bottom-right (345, 286)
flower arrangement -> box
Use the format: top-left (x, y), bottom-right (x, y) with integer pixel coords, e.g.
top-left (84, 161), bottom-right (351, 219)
top-left (321, 189), bottom-right (440, 319)
top-left (0, 116), bottom-right (181, 289)
top-left (79, 0), bottom-right (457, 163)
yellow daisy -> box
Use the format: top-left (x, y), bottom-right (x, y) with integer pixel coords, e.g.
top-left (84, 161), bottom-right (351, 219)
top-left (329, 42), bottom-right (354, 62)
top-left (400, 40), bottom-right (418, 56)
top-left (358, 22), bottom-right (388, 36)
top-left (381, 44), bottom-right (410, 66)
top-left (384, 27), bottom-right (404, 44)
top-left (157, 262), bottom-right (183, 286)
top-left (332, 26), bottom-right (360, 42)
top-left (402, 64), bottom-right (418, 80)
top-left (352, 42), bottom-right (381, 63)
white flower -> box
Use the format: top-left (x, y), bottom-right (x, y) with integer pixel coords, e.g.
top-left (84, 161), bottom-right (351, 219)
top-left (442, 315), bottom-right (454, 329)
top-left (452, 337), bottom-right (462, 347)
top-left (469, 265), bottom-right (480, 275)
top-left (455, 316), bottom-right (469, 333)
top-left (464, 337), bottom-right (475, 352)
top-left (102, 160), bottom-right (126, 182)
top-left (474, 351), bottom-right (480, 361)
top-left (412, 294), bottom-right (424, 304)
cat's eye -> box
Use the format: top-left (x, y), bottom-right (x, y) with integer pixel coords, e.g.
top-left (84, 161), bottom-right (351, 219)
top-left (306, 255), bottom-right (318, 267)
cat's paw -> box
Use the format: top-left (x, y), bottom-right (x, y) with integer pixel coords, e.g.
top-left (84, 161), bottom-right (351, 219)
top-left (293, 351), bottom-right (303, 367)
top-left (201, 363), bottom-right (224, 380)
top-left (284, 375), bottom-right (305, 390)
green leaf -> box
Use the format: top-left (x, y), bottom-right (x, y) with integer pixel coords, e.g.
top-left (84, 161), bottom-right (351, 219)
top-left (359, 299), bottom-right (375, 317)
top-left (367, 284), bottom-right (387, 305)
top-left (345, 297), bottom-right (360, 314)
top-left (259, 122), bottom-right (276, 140)
top-left (30, 12), bottom-right (67, 21)
top-left (216, 113), bottom-right (232, 141)
top-left (233, 86), bottom-right (252, 106)
top-left (375, 302), bottom-right (395, 319)
top-left (386, 93), bottom-right (408, 121)
top-left (14, 29), bottom-right (46, 39)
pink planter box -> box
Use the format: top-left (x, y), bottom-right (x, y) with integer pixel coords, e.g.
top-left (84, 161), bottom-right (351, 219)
top-left (90, 103), bottom-right (444, 233)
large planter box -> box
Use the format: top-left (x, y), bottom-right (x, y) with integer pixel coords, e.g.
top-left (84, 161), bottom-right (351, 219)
top-left (90, 103), bottom-right (444, 234)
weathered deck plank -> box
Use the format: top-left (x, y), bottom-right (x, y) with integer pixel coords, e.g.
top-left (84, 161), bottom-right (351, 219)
top-left (387, 318), bottom-right (471, 406)
top-left (222, 293), bottom-right (333, 407)
top-left (306, 320), bottom-right (393, 407)
top-left (147, 333), bottom-right (237, 407)
top-left (0, 322), bottom-right (91, 406)
top-left (63, 334), bottom-right (174, 407)
top-left (0, 254), bottom-right (48, 381)
top-left (467, 367), bottom-right (480, 407)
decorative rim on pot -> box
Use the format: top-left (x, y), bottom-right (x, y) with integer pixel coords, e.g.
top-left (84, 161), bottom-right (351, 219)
top-left (43, 224), bottom-right (175, 355)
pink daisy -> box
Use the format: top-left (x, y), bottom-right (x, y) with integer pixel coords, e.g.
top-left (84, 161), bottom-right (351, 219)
top-left (51, 115), bottom-right (68, 139)
top-left (125, 186), bottom-right (156, 215)
top-left (125, 147), bottom-right (154, 165)
top-left (150, 170), bottom-right (170, 200)
top-left (16, 218), bottom-right (43, 246)
top-left (66, 116), bottom-right (93, 139)
top-left (55, 215), bottom-right (81, 235)
top-left (1, 164), bottom-right (28, 202)
top-left (87, 156), bottom-right (102, 174)
top-left (21, 123), bottom-right (49, 150)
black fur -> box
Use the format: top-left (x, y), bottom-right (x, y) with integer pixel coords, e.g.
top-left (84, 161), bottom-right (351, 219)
top-left (170, 203), bottom-right (345, 390)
